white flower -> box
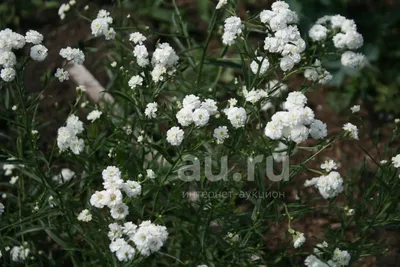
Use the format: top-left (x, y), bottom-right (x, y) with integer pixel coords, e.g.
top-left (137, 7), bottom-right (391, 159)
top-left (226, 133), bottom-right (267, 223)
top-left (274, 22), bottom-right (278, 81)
top-left (152, 42), bottom-right (179, 68)
top-left (176, 107), bottom-right (194, 127)
top-left (90, 10), bottom-right (114, 39)
top-left (216, 0), bottom-right (228, 9)
top-left (87, 110), bottom-right (102, 122)
top-left (344, 31), bottom-right (363, 49)
top-left (10, 176), bottom-right (19, 185)
top-left (146, 169), bottom-right (156, 179)
top-left (110, 203), bottom-right (129, 220)
top-left (289, 124), bottom-right (309, 143)
top-left (0, 67), bottom-right (16, 82)
top-left (321, 159), bottom-right (337, 172)
top-left (131, 221), bottom-right (168, 256)
top-left (200, 99), bottom-right (218, 115)
top-left (58, 3), bottom-right (70, 20)
top-left (102, 166), bottom-right (122, 180)
top-left (144, 102), bottom-right (158, 118)
top-left (331, 248), bottom-right (351, 266)
top-left (150, 43), bottom-right (178, 82)
top-left (60, 47), bottom-right (85, 65)
top-left (69, 137), bottom-right (85, 155)
top-left (25, 30), bottom-right (43, 44)
top-left (0, 51), bottom-right (17, 67)
top-left (109, 237), bottom-right (136, 261)
top-left (108, 222), bottom-right (123, 241)
top-left (30, 44), bottom-right (48, 61)
top-left (331, 15), bottom-right (347, 29)
top-left (309, 24), bottom-right (328, 41)
top-left (129, 32), bottom-right (146, 44)
top-left (151, 64), bottom-right (167, 83)
top-left (283, 91), bottom-right (307, 111)
top-left (90, 190), bottom-right (107, 208)
top-left (350, 105), bottom-right (360, 113)
top-left (103, 174), bottom-right (123, 190)
top-left (192, 108), bottom-right (210, 127)
top-left (341, 19), bottom-right (357, 33)
top-left (305, 171), bottom-right (344, 199)
top-left (182, 94), bottom-right (201, 109)
top-left (123, 222), bottom-right (138, 237)
top-left (260, 10), bottom-right (275, 24)
top-left (342, 123), bottom-right (358, 139)
top-left (52, 168), bottom-right (75, 184)
top-left (309, 120), bottom-right (327, 140)
top-left (213, 126), bottom-right (229, 144)
top-left (318, 70), bottom-right (333, 84)
top-left (222, 16), bottom-right (243, 46)
top-left (225, 106), bottom-right (247, 128)
top-left (167, 126), bottom-right (184, 146)
top-left (66, 114), bottom-right (84, 135)
top-left (54, 68), bottom-right (69, 82)
top-left (10, 246), bottom-right (30, 262)
top-left (392, 154), bottom-right (400, 168)
top-left (115, 243), bottom-right (135, 262)
top-left (293, 231), bottom-right (306, 248)
top-left (271, 0), bottom-right (289, 11)
top-left (250, 56), bottom-right (270, 75)
top-left (0, 202), bottom-right (4, 216)
top-left (77, 209), bottom-right (92, 222)
top-left (133, 45), bottom-right (149, 67)
top-left (304, 255), bottom-right (329, 267)
top-left (128, 75), bottom-right (143, 89)
top-left (243, 88), bottom-right (268, 104)
top-left (280, 56), bottom-right (295, 71)
top-left (341, 51), bottom-right (366, 69)
top-left (109, 238), bottom-right (127, 252)
top-left (304, 68), bottom-right (319, 82)
top-left (228, 98), bottom-right (238, 107)
top-left (91, 18), bottom-right (109, 36)
top-left (122, 180), bottom-right (142, 198)
top-left (103, 189), bottom-right (123, 207)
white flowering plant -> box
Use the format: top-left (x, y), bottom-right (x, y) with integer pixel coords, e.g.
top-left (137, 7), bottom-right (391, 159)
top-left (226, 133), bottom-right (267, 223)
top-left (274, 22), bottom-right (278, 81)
top-left (0, 0), bottom-right (400, 266)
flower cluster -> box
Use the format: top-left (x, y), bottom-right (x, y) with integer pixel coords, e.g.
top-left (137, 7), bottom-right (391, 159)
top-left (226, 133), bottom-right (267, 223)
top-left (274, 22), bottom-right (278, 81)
top-left (58, 1), bottom-right (76, 20)
top-left (310, 14), bottom-right (366, 69)
top-left (59, 47), bottom-right (85, 65)
top-left (222, 16), bottom-right (243, 46)
top-left (91, 10), bottom-right (116, 40)
top-left (10, 245), bottom-right (30, 263)
top-left (289, 229), bottom-right (306, 248)
top-left (107, 220), bottom-right (168, 261)
top-left (90, 166), bottom-right (141, 220)
top-left (0, 28), bottom-right (47, 82)
top-left (77, 209), bottom-right (92, 222)
top-left (304, 171), bottom-right (344, 199)
top-left (264, 91), bottom-right (327, 143)
top-left (261, 1), bottom-right (305, 72)
top-left (303, 59), bottom-right (333, 85)
top-left (130, 32), bottom-right (179, 83)
top-left (392, 154), bottom-right (400, 168)
top-left (167, 95), bottom-right (224, 146)
top-left (87, 110), bottom-right (102, 122)
top-left (305, 243), bottom-right (351, 267)
top-left (144, 102), bottom-right (158, 119)
top-left (342, 122), bottom-right (359, 140)
top-left (56, 115), bottom-right (85, 154)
